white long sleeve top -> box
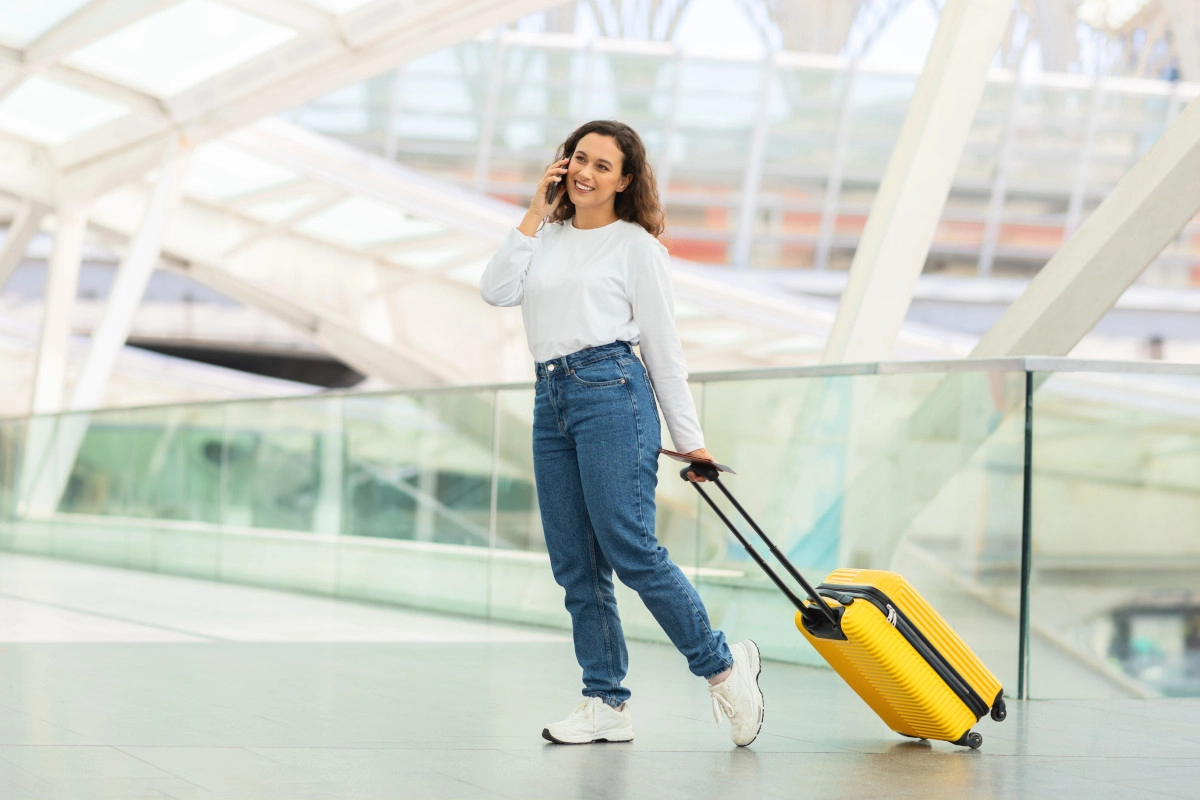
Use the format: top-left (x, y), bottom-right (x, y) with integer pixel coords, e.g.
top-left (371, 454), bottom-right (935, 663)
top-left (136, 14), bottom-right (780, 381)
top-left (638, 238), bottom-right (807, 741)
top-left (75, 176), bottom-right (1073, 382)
top-left (480, 219), bottom-right (705, 453)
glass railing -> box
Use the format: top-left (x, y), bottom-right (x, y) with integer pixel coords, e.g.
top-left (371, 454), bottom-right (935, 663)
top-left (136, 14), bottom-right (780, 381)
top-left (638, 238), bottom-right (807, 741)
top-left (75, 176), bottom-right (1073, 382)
top-left (282, 32), bottom-right (1200, 281)
top-left (2, 358), bottom-right (1198, 699)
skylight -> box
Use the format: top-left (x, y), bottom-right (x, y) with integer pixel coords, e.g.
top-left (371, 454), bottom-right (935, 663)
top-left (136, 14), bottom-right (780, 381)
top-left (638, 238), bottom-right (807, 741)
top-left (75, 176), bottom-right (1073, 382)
top-left (296, 197), bottom-right (444, 248)
top-left (0, 0), bottom-right (91, 48)
top-left (64, 0), bottom-right (298, 98)
top-left (0, 76), bottom-right (128, 146)
top-left (302, 0), bottom-right (381, 13)
top-left (242, 193), bottom-right (327, 224)
top-left (184, 142), bottom-right (303, 201)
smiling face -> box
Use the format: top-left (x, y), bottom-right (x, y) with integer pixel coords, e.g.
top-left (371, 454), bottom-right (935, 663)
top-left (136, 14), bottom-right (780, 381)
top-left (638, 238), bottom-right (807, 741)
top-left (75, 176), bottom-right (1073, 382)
top-left (565, 132), bottom-right (631, 214)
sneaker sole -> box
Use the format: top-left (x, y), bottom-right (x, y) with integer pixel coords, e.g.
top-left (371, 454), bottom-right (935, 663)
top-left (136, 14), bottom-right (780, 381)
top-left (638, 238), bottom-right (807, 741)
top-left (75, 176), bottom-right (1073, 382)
top-left (740, 639), bottom-right (765, 747)
top-left (541, 727), bottom-right (634, 745)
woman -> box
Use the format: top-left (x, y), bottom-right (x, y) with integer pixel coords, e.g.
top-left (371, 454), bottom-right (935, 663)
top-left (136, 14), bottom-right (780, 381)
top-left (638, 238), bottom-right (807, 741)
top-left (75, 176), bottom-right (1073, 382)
top-left (480, 120), bottom-right (764, 747)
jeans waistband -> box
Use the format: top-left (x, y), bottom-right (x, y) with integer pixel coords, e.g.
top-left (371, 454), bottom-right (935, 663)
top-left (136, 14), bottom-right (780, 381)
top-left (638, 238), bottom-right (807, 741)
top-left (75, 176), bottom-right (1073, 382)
top-left (535, 341), bottom-right (633, 379)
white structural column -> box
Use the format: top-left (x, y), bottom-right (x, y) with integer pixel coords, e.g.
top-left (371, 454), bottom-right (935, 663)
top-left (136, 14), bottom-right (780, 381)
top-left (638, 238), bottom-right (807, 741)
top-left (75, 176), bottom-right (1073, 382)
top-left (973, 95), bottom-right (1200, 357)
top-left (22, 146), bottom-right (193, 516)
top-left (729, 53), bottom-right (778, 269)
top-left (30, 210), bottom-right (89, 414)
top-left (69, 144), bottom-right (191, 412)
top-left (977, 70), bottom-right (1024, 277)
top-left (813, 60), bottom-right (859, 272)
top-left (0, 201), bottom-right (48, 288)
top-left (1062, 74), bottom-right (1104, 241)
top-left (820, 0), bottom-right (1012, 364)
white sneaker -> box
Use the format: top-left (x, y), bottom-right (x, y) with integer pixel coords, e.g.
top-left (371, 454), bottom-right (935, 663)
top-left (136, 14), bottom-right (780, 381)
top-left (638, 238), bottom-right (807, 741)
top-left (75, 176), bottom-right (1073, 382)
top-left (542, 697), bottom-right (634, 744)
top-left (708, 639), bottom-right (764, 746)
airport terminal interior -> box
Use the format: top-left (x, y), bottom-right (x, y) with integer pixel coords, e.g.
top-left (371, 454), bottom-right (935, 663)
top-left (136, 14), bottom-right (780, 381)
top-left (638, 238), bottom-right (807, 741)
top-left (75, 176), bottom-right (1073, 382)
top-left (1, 0), bottom-right (1200, 797)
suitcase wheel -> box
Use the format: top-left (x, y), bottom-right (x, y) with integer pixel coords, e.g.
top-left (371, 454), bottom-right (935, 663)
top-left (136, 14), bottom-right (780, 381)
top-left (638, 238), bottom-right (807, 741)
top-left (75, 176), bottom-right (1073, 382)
top-left (952, 730), bottom-right (983, 749)
top-left (991, 704), bottom-right (1007, 722)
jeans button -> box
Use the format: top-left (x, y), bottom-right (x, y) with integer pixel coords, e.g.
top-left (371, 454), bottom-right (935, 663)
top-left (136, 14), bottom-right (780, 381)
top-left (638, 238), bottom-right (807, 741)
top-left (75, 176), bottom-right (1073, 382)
top-left (548, 364), bottom-right (555, 371)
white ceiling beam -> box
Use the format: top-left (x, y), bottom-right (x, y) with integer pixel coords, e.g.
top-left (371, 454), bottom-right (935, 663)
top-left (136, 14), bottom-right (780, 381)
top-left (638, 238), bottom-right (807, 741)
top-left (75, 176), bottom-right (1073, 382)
top-left (47, 65), bottom-right (167, 117)
top-left (221, 188), bottom-right (348, 258)
top-left (226, 179), bottom-right (323, 210)
top-left (24, 0), bottom-right (180, 68)
top-left (180, 260), bottom-right (453, 386)
top-left (0, 138), bottom-right (56, 206)
top-left (70, 143), bottom-right (191, 412)
top-left (30, 208), bottom-right (89, 415)
top-left (219, 0), bottom-right (342, 40)
top-left (367, 230), bottom-right (468, 256)
top-left (0, 200), bottom-right (48, 289)
top-left (49, 0), bottom-right (564, 204)
top-left (230, 120), bottom-right (522, 240)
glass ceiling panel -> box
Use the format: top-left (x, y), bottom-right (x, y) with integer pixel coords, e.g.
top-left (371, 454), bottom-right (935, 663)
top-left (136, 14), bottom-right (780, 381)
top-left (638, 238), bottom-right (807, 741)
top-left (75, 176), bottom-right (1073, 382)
top-left (0, 0), bottom-right (91, 48)
top-left (0, 76), bottom-right (128, 146)
top-left (385, 247), bottom-right (462, 271)
top-left (302, 0), bottom-right (380, 13)
top-left (242, 193), bottom-right (327, 224)
top-left (184, 142), bottom-right (303, 201)
top-left (64, 0), bottom-right (298, 98)
top-left (296, 197), bottom-right (444, 248)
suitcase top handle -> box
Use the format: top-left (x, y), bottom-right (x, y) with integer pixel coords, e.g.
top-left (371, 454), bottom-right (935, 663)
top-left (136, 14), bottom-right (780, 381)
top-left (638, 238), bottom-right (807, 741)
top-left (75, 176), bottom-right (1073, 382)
top-left (679, 462), bottom-right (843, 634)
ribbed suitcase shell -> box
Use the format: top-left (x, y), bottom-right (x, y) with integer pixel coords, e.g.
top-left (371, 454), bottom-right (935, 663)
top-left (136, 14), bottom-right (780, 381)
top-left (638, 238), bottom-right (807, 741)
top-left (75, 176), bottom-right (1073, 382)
top-left (795, 568), bottom-right (1002, 743)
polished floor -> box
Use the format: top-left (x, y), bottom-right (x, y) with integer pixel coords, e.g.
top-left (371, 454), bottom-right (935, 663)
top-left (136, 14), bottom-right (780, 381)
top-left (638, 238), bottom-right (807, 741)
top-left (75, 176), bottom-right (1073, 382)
top-left (0, 552), bottom-right (1197, 799)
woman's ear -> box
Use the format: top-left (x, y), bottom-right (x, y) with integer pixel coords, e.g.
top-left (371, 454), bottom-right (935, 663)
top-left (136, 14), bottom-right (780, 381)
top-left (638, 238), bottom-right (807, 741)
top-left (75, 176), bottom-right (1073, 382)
top-left (617, 174), bottom-right (632, 192)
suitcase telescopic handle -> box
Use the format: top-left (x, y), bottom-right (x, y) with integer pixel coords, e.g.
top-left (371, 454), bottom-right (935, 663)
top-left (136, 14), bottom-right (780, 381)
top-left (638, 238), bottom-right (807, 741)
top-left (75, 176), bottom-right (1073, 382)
top-left (681, 463), bottom-right (841, 630)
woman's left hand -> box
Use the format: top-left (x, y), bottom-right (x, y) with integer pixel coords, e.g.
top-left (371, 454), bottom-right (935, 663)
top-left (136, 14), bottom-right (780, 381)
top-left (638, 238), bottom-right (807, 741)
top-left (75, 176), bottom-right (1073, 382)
top-left (684, 448), bottom-right (716, 482)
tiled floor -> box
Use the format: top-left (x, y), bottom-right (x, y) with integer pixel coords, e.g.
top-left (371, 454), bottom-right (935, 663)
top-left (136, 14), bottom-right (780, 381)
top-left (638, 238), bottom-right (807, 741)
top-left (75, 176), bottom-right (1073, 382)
top-left (0, 552), bottom-right (1197, 799)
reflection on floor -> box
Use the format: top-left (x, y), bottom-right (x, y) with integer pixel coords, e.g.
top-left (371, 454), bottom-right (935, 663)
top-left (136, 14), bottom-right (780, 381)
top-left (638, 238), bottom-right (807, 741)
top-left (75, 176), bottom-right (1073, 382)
top-left (0, 552), bottom-right (1197, 799)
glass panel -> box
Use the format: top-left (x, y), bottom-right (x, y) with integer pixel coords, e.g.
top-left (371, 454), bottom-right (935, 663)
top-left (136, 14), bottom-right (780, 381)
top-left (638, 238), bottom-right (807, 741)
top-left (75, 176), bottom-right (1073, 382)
top-left (295, 197), bottom-right (444, 248)
top-left (65, 0), bottom-right (298, 98)
top-left (341, 390), bottom-right (495, 617)
top-left (342, 392), bottom-right (495, 545)
top-left (0, 419), bottom-right (21, 523)
top-left (119, 403), bottom-right (226, 524)
top-left (696, 370), bottom-right (1027, 686)
top-left (491, 388), bottom-right (539, 553)
top-left (58, 409), bottom-right (133, 517)
top-left (0, 76), bottom-right (128, 146)
top-left (0, 0), bottom-right (90, 47)
top-left (184, 142), bottom-right (302, 201)
top-left (1030, 370), bottom-right (1200, 698)
top-left (304, 0), bottom-right (378, 12)
top-left (222, 398), bottom-right (333, 533)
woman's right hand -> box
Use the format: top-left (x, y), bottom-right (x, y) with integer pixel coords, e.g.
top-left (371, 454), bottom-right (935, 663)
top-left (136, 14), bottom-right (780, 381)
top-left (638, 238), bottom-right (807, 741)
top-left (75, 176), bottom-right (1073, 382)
top-left (519, 159), bottom-right (569, 235)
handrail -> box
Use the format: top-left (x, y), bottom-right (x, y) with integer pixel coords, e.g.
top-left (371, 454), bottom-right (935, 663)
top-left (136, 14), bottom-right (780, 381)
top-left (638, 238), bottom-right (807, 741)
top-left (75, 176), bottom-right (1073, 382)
top-left (3, 357), bottom-right (1200, 423)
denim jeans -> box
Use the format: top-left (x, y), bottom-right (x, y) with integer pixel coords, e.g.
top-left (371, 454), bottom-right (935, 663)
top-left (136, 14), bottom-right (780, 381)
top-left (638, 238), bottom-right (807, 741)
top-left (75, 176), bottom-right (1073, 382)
top-left (533, 341), bottom-right (733, 707)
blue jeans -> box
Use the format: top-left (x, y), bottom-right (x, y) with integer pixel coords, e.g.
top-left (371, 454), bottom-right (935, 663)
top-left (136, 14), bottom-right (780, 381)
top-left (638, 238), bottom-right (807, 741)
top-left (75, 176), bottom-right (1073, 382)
top-left (533, 341), bottom-right (733, 707)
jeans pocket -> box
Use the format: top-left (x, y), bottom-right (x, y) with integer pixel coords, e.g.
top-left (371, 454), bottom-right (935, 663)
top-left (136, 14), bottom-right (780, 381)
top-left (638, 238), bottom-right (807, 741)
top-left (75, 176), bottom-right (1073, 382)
top-left (569, 358), bottom-right (627, 388)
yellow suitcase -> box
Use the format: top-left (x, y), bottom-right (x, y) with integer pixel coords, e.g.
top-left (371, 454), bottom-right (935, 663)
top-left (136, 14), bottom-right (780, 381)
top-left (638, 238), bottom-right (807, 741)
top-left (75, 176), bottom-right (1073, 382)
top-left (795, 568), bottom-right (1005, 748)
top-left (675, 456), bottom-right (1006, 749)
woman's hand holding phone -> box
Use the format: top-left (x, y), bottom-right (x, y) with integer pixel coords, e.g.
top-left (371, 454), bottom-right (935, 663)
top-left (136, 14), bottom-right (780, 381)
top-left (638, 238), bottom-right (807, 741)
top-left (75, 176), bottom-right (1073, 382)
top-left (518, 158), bottom-right (569, 237)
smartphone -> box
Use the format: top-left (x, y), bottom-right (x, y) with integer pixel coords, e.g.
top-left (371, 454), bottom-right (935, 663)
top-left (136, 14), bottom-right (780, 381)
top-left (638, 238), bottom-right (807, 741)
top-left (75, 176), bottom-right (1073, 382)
top-left (546, 155), bottom-right (570, 203)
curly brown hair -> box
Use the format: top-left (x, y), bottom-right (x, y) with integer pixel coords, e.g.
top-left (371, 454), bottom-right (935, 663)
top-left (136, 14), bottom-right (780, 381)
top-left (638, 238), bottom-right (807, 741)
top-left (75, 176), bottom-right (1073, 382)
top-left (546, 120), bottom-right (665, 238)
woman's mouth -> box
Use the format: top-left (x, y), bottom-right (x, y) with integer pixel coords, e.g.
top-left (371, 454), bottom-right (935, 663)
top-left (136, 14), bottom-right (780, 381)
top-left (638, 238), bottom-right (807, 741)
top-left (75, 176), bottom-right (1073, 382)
top-left (574, 181), bottom-right (595, 194)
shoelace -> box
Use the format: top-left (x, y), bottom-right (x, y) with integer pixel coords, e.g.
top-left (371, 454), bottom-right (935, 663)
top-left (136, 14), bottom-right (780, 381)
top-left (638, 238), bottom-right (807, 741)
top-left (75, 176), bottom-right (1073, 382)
top-left (710, 687), bottom-right (737, 724)
top-left (569, 698), bottom-right (597, 728)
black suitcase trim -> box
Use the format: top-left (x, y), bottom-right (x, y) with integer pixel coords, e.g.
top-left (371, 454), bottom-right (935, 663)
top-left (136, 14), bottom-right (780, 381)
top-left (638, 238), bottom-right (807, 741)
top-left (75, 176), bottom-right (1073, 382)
top-left (817, 582), bottom-right (991, 720)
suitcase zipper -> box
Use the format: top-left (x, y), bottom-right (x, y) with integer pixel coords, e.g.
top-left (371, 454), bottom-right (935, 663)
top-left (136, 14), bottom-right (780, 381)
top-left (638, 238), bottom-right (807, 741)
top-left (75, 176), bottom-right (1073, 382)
top-left (818, 583), bottom-right (990, 720)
